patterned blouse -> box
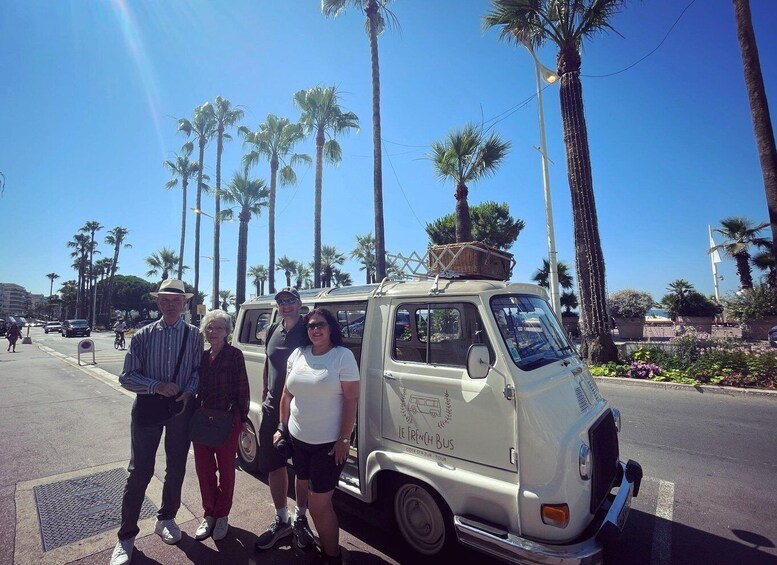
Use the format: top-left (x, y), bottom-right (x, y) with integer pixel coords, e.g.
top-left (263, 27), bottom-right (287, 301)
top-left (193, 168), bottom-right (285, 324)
top-left (196, 343), bottom-right (250, 422)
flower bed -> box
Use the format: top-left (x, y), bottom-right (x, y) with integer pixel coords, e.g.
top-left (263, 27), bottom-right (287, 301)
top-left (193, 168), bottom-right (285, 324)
top-left (589, 329), bottom-right (776, 389)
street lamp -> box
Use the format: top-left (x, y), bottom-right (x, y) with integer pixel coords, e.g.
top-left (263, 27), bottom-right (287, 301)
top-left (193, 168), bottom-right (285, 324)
top-left (524, 42), bottom-right (563, 317)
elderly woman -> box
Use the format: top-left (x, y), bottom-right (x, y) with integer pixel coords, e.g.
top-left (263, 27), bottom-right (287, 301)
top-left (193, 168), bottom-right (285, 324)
top-left (275, 307), bottom-right (360, 564)
top-left (192, 310), bottom-right (249, 542)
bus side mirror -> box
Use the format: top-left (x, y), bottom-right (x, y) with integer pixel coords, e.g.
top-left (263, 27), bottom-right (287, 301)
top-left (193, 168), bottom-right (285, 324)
top-left (467, 344), bottom-right (490, 379)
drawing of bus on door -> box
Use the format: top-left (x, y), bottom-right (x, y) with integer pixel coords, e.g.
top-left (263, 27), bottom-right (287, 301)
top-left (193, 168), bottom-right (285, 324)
top-left (408, 395), bottom-right (442, 418)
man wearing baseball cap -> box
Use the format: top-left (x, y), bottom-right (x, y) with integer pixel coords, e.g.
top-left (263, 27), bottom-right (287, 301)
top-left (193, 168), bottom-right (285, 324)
top-left (254, 287), bottom-right (314, 551)
top-left (111, 280), bottom-right (204, 565)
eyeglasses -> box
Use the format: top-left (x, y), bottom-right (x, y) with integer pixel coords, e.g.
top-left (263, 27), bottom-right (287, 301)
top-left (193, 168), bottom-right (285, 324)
top-left (277, 298), bottom-right (298, 305)
top-left (307, 322), bottom-right (328, 331)
top-left (205, 325), bottom-right (227, 332)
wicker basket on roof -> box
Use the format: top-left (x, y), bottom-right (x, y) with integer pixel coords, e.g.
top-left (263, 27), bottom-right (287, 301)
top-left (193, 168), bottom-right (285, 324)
top-left (427, 242), bottom-right (514, 281)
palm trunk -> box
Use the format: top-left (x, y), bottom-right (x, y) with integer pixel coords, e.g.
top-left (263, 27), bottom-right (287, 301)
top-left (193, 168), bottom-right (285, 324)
top-left (178, 177), bottom-right (188, 280)
top-left (193, 138), bottom-right (205, 321)
top-left (735, 252), bottom-right (754, 289)
top-left (557, 48), bottom-right (618, 363)
top-left (213, 130), bottom-right (224, 310)
top-left (368, 2), bottom-right (386, 282)
top-left (236, 211), bottom-right (249, 307)
top-left (733, 0), bottom-right (777, 263)
top-left (269, 155), bottom-right (279, 294)
top-left (314, 128), bottom-right (325, 288)
top-left (455, 181), bottom-right (471, 242)
top-left (104, 245), bottom-right (120, 326)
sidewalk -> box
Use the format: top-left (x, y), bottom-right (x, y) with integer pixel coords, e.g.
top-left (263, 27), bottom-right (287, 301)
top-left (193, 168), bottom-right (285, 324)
top-left (0, 345), bottom-right (400, 565)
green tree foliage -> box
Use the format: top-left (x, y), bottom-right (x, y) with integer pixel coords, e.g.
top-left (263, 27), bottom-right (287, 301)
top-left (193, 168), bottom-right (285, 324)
top-left (425, 201), bottom-right (523, 251)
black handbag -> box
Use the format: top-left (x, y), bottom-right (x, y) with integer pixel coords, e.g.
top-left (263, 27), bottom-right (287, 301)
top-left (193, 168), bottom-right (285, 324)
top-left (189, 394), bottom-right (234, 446)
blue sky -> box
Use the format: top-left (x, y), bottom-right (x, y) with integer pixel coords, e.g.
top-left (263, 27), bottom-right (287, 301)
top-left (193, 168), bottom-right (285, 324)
top-left (1, 0), bottom-right (775, 307)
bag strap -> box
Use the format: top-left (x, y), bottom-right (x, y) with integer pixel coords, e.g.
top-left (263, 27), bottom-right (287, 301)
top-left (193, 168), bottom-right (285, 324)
top-left (200, 391), bottom-right (233, 411)
top-left (171, 323), bottom-right (191, 382)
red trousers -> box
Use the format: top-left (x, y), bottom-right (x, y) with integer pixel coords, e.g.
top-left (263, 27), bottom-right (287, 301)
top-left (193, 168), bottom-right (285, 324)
top-left (193, 413), bottom-right (241, 518)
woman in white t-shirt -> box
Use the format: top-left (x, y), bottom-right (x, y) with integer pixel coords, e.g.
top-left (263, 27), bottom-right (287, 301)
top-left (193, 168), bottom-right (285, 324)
top-left (274, 307), bottom-right (359, 565)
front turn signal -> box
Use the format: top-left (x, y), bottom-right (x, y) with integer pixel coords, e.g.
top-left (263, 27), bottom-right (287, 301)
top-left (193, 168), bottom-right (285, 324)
top-left (541, 504), bottom-right (570, 528)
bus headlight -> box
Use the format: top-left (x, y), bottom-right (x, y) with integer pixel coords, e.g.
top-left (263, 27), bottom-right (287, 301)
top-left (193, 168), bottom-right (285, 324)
top-left (579, 443), bottom-right (591, 480)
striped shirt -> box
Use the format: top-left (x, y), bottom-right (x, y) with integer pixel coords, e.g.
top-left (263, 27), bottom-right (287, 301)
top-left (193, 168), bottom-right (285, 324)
top-left (119, 317), bottom-right (203, 396)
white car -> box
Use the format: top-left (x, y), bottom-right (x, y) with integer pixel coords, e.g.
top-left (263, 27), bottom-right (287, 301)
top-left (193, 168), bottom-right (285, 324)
top-left (44, 321), bottom-right (62, 334)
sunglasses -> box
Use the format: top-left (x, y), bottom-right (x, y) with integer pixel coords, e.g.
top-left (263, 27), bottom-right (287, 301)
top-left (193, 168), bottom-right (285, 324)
top-left (307, 322), bottom-right (328, 331)
top-left (277, 298), bottom-right (298, 305)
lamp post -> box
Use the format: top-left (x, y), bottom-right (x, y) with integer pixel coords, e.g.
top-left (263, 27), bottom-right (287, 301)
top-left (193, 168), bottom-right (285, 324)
top-left (524, 43), bottom-right (562, 317)
top-left (192, 207), bottom-right (234, 311)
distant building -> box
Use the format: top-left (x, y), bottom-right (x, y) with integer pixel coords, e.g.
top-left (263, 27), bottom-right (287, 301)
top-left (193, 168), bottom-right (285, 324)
top-left (0, 283), bottom-right (31, 317)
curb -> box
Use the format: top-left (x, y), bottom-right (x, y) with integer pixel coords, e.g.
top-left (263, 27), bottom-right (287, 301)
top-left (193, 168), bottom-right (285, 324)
top-left (594, 375), bottom-right (777, 399)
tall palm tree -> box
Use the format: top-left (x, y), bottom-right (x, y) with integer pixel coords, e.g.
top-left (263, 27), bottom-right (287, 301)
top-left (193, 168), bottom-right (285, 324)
top-left (331, 268), bottom-right (353, 288)
top-left (294, 86), bottom-right (360, 287)
top-left (320, 244), bottom-right (346, 288)
top-left (732, 0), bottom-right (777, 264)
top-left (532, 259), bottom-right (574, 290)
top-left (220, 169), bottom-right (269, 307)
top-left (164, 142), bottom-right (200, 280)
top-left (80, 220), bottom-right (103, 326)
top-left (248, 265), bottom-right (268, 297)
top-left (67, 232), bottom-right (91, 318)
top-left (240, 115), bottom-right (311, 295)
top-left (277, 256), bottom-right (298, 288)
top-left (752, 243), bottom-right (776, 288)
top-left (351, 232), bottom-right (377, 284)
top-left (713, 216), bottom-right (769, 290)
top-left (46, 272), bottom-right (59, 320)
top-left (430, 124), bottom-right (511, 242)
top-left (178, 104), bottom-right (217, 318)
top-left (145, 247), bottom-right (183, 281)
top-left (295, 262), bottom-right (312, 290)
top-left (203, 97), bottom-right (244, 309)
top-left (484, 0), bottom-right (623, 363)
top-left (322, 0), bottom-right (398, 282)
top-left (219, 289), bottom-right (235, 313)
top-left (103, 227), bottom-right (131, 326)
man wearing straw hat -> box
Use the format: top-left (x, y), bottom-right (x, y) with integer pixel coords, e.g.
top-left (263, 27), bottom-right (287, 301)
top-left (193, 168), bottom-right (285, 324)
top-left (111, 279), bottom-right (204, 565)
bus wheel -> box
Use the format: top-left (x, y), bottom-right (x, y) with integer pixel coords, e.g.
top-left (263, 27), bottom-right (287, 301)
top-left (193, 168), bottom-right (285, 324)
top-left (392, 478), bottom-right (452, 556)
top-left (237, 420), bottom-right (259, 472)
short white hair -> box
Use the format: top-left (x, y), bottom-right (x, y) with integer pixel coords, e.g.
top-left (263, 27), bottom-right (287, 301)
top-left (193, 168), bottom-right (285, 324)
top-left (199, 309), bottom-right (233, 334)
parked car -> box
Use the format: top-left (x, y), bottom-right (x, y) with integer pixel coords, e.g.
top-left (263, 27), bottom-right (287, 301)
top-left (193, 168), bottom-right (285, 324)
top-left (134, 318), bottom-right (158, 328)
top-left (61, 319), bottom-right (91, 337)
top-left (769, 325), bottom-right (777, 348)
top-left (44, 321), bottom-right (62, 334)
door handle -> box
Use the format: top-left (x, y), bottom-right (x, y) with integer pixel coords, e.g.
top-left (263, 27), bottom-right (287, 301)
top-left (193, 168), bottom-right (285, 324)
top-left (383, 372), bottom-right (396, 380)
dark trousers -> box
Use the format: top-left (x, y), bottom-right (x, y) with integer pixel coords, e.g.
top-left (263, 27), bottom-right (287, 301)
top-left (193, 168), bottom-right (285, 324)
top-left (193, 413), bottom-right (241, 518)
top-left (118, 398), bottom-right (193, 541)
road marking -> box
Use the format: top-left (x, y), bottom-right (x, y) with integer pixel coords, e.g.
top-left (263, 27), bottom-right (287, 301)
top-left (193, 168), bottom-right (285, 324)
top-left (650, 479), bottom-right (674, 565)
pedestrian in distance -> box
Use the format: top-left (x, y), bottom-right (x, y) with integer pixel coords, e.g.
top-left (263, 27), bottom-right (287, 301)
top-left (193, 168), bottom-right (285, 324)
top-left (113, 319), bottom-right (127, 349)
top-left (254, 287), bottom-right (316, 552)
top-left (192, 309), bottom-right (250, 542)
top-left (274, 307), bottom-right (360, 565)
top-left (110, 279), bottom-right (204, 565)
top-left (6, 322), bottom-right (22, 352)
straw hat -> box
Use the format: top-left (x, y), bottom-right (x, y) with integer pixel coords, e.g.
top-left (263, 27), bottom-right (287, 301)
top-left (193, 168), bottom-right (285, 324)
top-left (150, 279), bottom-right (194, 299)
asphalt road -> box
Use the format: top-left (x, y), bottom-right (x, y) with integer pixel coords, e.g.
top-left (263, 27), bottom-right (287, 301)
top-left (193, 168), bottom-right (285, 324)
top-left (2, 328), bottom-right (777, 565)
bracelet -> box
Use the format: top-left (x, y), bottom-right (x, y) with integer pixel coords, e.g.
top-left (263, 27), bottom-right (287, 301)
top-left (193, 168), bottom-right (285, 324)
top-left (277, 423), bottom-right (288, 435)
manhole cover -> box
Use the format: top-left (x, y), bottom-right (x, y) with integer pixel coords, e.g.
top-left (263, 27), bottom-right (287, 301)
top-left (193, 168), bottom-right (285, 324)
top-left (33, 468), bottom-right (157, 551)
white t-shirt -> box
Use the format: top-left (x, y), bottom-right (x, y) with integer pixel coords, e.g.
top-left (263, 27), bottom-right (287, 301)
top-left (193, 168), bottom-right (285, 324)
top-left (286, 345), bottom-right (360, 444)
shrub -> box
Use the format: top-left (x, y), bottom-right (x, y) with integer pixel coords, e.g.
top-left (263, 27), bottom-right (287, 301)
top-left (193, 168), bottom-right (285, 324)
top-left (608, 289), bottom-right (655, 318)
top-left (722, 284), bottom-right (777, 322)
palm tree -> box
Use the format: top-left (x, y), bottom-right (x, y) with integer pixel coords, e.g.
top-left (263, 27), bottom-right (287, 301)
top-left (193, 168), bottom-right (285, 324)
top-left (46, 272), bottom-right (59, 320)
top-left (240, 115), bottom-right (311, 295)
top-left (277, 256), bottom-right (298, 288)
top-left (80, 220), bottom-right (103, 326)
top-left (732, 0), bottom-right (777, 264)
top-left (103, 227), bottom-right (131, 326)
top-left (220, 169), bottom-right (269, 307)
top-left (320, 244), bottom-right (346, 288)
top-left (145, 247), bottom-right (183, 281)
top-left (713, 217), bottom-right (769, 290)
top-left (752, 242), bottom-right (776, 288)
top-left (219, 289), bottom-right (236, 312)
top-left (560, 291), bottom-right (579, 314)
top-left (164, 142), bottom-right (200, 280)
top-left (331, 268), bottom-right (353, 288)
top-left (178, 104), bottom-right (217, 318)
top-left (430, 124), bottom-right (511, 242)
top-left (663, 279), bottom-right (695, 315)
top-left (248, 265), bottom-right (269, 297)
top-left (351, 233), bottom-right (376, 284)
top-left (295, 262), bottom-right (312, 290)
top-left (294, 86), bottom-right (360, 287)
top-left (67, 232), bottom-right (91, 318)
top-left (484, 0), bottom-right (623, 363)
top-left (322, 0), bottom-right (398, 282)
top-left (203, 97), bottom-right (244, 309)
top-left (532, 260), bottom-right (574, 290)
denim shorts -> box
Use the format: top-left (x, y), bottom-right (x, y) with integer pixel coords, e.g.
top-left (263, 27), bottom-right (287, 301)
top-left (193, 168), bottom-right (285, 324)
top-left (290, 436), bottom-right (345, 494)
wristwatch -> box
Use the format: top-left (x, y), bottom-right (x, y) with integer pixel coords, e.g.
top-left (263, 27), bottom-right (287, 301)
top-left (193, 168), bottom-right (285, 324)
top-left (338, 437), bottom-right (350, 444)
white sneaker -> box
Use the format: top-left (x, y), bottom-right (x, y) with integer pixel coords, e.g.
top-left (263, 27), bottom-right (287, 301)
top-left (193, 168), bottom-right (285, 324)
top-left (212, 516), bottom-right (229, 541)
top-left (154, 518), bottom-right (182, 544)
top-left (110, 537), bottom-right (134, 565)
top-left (194, 516), bottom-right (215, 540)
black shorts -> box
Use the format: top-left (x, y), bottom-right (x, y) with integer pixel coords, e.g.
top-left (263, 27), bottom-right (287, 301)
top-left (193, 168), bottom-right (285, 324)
top-left (289, 436), bottom-right (345, 494)
top-left (258, 403), bottom-right (288, 474)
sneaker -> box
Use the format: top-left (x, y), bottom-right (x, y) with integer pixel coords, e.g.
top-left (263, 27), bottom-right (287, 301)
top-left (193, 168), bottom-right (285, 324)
top-left (194, 516), bottom-right (215, 540)
top-left (212, 516), bottom-right (229, 541)
top-left (109, 537), bottom-right (134, 565)
top-left (254, 515), bottom-right (292, 550)
top-left (154, 518), bottom-right (182, 544)
top-left (315, 547), bottom-right (343, 565)
top-left (292, 514), bottom-right (315, 549)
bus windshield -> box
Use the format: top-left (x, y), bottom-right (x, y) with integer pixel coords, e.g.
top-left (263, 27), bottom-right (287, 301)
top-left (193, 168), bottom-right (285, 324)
top-left (490, 295), bottom-right (575, 371)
